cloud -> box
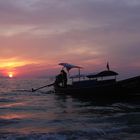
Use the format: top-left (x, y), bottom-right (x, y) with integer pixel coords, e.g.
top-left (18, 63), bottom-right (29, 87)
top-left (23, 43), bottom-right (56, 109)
top-left (0, 0), bottom-right (140, 77)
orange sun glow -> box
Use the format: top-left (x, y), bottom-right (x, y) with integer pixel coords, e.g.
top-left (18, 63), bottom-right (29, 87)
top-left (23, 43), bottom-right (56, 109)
top-left (8, 73), bottom-right (14, 78)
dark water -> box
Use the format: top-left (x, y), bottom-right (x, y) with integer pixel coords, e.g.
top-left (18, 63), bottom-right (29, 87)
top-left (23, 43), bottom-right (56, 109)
top-left (0, 78), bottom-right (140, 140)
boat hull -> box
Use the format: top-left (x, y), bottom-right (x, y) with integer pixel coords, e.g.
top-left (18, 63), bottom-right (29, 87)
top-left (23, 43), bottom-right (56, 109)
top-left (54, 76), bottom-right (140, 99)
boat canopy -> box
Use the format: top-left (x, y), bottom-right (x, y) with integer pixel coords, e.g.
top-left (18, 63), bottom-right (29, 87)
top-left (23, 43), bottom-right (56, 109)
top-left (87, 70), bottom-right (118, 78)
top-left (59, 63), bottom-right (83, 72)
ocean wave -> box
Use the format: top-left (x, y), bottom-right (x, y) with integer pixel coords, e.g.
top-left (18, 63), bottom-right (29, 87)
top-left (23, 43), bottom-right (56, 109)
top-left (0, 118), bottom-right (19, 126)
top-left (0, 130), bottom-right (140, 140)
top-left (0, 98), bottom-right (15, 103)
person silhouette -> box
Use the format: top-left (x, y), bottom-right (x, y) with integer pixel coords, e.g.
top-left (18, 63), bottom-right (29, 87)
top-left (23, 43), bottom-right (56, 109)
top-left (54, 70), bottom-right (67, 87)
top-left (61, 70), bottom-right (67, 87)
top-left (54, 73), bottom-right (63, 87)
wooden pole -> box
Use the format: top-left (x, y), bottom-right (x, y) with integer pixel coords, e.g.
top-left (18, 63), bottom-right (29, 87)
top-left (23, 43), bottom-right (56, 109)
top-left (78, 68), bottom-right (81, 81)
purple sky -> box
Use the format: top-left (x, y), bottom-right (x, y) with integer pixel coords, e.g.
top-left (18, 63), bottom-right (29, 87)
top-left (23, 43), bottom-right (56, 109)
top-left (0, 0), bottom-right (140, 78)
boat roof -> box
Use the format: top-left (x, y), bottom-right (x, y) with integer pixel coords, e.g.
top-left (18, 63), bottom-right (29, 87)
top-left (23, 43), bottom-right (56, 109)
top-left (59, 63), bottom-right (83, 71)
top-left (87, 70), bottom-right (118, 78)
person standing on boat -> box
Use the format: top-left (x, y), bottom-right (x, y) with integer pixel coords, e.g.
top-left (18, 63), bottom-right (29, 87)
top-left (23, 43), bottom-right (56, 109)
top-left (54, 73), bottom-right (63, 87)
top-left (61, 70), bottom-right (67, 87)
top-left (54, 70), bottom-right (67, 87)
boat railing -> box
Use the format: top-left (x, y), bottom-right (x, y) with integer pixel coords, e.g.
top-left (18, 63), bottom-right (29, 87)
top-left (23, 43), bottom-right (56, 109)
top-left (72, 79), bottom-right (97, 87)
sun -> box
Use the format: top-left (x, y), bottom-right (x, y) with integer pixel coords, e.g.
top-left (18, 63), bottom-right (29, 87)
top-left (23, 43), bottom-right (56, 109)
top-left (8, 73), bottom-right (14, 78)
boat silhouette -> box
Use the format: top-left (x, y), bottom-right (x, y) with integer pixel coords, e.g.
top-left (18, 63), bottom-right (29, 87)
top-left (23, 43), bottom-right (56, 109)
top-left (54, 63), bottom-right (140, 99)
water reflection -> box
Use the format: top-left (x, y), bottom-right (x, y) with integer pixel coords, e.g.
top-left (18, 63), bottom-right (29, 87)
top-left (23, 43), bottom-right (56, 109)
top-left (1, 102), bottom-right (27, 108)
top-left (0, 113), bottom-right (31, 120)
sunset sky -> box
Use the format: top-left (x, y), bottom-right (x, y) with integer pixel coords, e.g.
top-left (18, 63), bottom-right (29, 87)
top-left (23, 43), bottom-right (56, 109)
top-left (0, 0), bottom-right (140, 78)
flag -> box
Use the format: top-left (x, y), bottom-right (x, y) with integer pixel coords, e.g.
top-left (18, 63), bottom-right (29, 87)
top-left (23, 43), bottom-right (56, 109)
top-left (107, 62), bottom-right (110, 71)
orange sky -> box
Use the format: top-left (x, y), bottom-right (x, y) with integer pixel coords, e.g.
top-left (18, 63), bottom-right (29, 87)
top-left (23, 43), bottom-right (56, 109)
top-left (0, 0), bottom-right (140, 78)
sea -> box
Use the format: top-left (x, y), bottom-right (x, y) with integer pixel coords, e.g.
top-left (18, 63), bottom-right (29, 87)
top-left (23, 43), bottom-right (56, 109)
top-left (0, 78), bottom-right (140, 140)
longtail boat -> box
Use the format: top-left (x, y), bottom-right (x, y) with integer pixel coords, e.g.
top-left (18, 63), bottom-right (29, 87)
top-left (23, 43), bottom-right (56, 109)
top-left (54, 63), bottom-right (140, 99)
